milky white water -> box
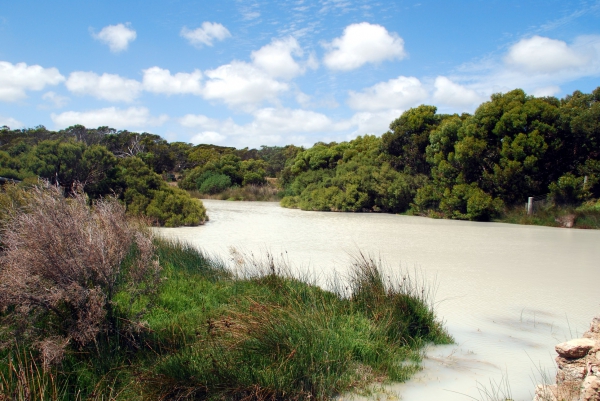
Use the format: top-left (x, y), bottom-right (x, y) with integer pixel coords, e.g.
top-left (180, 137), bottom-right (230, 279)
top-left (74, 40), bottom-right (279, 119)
top-left (157, 200), bottom-right (600, 401)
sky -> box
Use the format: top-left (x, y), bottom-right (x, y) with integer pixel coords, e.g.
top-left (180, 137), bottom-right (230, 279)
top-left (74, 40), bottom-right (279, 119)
top-left (1, 0), bottom-right (599, 148)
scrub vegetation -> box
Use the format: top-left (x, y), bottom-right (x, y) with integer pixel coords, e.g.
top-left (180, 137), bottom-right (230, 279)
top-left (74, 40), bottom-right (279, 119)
top-left (2, 86), bottom-right (598, 227)
top-left (280, 88), bottom-right (600, 226)
top-left (0, 184), bottom-right (450, 400)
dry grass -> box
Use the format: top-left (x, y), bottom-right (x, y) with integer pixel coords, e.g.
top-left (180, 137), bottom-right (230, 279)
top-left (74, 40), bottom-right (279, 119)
top-left (190, 184), bottom-right (282, 202)
top-left (0, 184), bottom-right (158, 362)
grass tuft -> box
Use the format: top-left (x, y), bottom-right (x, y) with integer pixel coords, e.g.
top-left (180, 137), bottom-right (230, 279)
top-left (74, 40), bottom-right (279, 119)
top-left (1, 234), bottom-right (450, 400)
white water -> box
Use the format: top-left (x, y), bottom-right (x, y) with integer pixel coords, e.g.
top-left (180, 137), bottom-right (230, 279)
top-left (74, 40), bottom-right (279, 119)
top-left (157, 200), bottom-right (600, 401)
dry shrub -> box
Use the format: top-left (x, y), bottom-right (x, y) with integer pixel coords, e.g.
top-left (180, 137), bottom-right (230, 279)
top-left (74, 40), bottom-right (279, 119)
top-left (0, 184), bottom-right (158, 359)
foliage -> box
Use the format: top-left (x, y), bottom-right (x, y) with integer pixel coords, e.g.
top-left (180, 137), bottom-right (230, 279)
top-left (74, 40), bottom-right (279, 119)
top-left (196, 171), bottom-right (233, 194)
top-left (2, 86), bottom-right (599, 224)
top-left (118, 157), bottom-right (207, 226)
top-left (280, 135), bottom-right (425, 213)
top-left (0, 128), bottom-right (207, 226)
top-left (179, 150), bottom-right (268, 193)
top-left (410, 87), bottom-right (600, 221)
top-left (381, 105), bottom-right (444, 175)
top-left (0, 185), bottom-right (158, 361)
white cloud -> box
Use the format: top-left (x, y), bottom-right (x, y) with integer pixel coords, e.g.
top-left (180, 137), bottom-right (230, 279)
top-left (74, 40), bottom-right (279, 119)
top-left (66, 71), bottom-right (142, 102)
top-left (252, 107), bottom-right (334, 133)
top-left (347, 76), bottom-right (428, 111)
top-left (41, 91), bottom-right (69, 108)
top-left (0, 116), bottom-right (24, 128)
top-left (433, 76), bottom-right (485, 110)
top-left (142, 67), bottom-right (203, 95)
top-left (251, 37), bottom-right (305, 79)
top-left (0, 61), bottom-right (64, 102)
top-left (52, 107), bottom-right (168, 129)
top-left (323, 22), bottom-right (406, 71)
top-left (92, 23), bottom-right (136, 53)
top-left (203, 61), bottom-right (289, 108)
top-left (532, 85), bottom-right (561, 97)
top-left (345, 109), bottom-right (404, 137)
top-left (180, 105), bottom-right (407, 147)
top-left (181, 22), bottom-right (231, 47)
top-left (444, 35), bottom-right (600, 108)
top-left (505, 35), bottom-right (590, 74)
top-left (180, 107), bottom-right (337, 147)
top-left (190, 131), bottom-right (227, 144)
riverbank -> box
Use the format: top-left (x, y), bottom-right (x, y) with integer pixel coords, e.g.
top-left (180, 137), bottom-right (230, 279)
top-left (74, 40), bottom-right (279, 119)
top-left (495, 203), bottom-right (600, 229)
top-left (532, 315), bottom-right (600, 401)
top-left (158, 199), bottom-right (600, 400)
top-left (0, 188), bottom-right (451, 400)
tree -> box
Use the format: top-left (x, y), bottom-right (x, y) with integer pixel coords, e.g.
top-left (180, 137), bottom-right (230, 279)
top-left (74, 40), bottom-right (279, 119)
top-left (381, 105), bottom-right (442, 175)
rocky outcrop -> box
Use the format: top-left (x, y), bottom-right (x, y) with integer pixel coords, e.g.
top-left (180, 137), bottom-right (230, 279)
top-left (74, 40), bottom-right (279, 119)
top-left (533, 316), bottom-right (600, 401)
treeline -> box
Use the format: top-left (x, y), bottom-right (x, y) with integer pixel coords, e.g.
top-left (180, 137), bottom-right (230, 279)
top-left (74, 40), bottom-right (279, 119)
top-left (280, 87), bottom-right (600, 221)
top-left (2, 86), bottom-right (599, 223)
top-left (0, 125), bottom-right (300, 225)
top-left (0, 126), bottom-right (207, 226)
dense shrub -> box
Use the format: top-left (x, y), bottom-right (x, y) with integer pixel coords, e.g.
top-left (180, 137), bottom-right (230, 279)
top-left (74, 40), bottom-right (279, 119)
top-left (438, 184), bottom-right (504, 221)
top-left (119, 157), bottom-right (207, 226)
top-left (549, 173), bottom-right (589, 205)
top-left (196, 171), bottom-right (232, 194)
top-left (0, 185), bottom-right (158, 365)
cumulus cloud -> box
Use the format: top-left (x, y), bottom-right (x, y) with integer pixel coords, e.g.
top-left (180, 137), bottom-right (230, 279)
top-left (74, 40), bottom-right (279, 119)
top-left (41, 91), bottom-right (69, 108)
top-left (532, 85), bottom-right (561, 97)
top-left (442, 35), bottom-right (600, 109)
top-left (181, 107), bottom-right (338, 147)
top-left (505, 35), bottom-right (590, 74)
top-left (190, 131), bottom-right (227, 144)
top-left (142, 67), bottom-right (203, 95)
top-left (52, 107), bottom-right (168, 129)
top-left (0, 116), bottom-right (24, 129)
top-left (66, 71), bottom-right (142, 102)
top-left (181, 22), bottom-right (231, 47)
top-left (347, 76), bottom-right (427, 111)
top-left (92, 23), bottom-right (136, 53)
top-left (180, 105), bottom-right (406, 147)
top-left (203, 61), bottom-right (289, 108)
top-left (251, 37), bottom-right (306, 79)
top-left (346, 109), bottom-right (404, 137)
top-left (323, 22), bottom-right (406, 71)
top-left (0, 61), bottom-right (64, 102)
top-left (433, 76), bottom-right (485, 110)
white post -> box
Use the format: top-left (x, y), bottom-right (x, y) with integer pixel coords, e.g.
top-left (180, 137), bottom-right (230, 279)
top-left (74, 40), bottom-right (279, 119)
top-left (527, 197), bottom-right (534, 215)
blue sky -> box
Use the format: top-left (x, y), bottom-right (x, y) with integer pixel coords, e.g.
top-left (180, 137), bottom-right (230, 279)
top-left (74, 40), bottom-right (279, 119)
top-left (1, 0), bottom-right (599, 148)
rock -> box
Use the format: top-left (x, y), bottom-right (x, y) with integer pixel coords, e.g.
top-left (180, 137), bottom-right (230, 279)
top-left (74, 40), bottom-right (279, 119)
top-left (580, 375), bottom-right (600, 401)
top-left (557, 364), bottom-right (587, 383)
top-left (534, 384), bottom-right (558, 401)
top-left (556, 214), bottom-right (576, 228)
top-left (556, 339), bottom-right (597, 358)
top-left (591, 316), bottom-right (600, 334)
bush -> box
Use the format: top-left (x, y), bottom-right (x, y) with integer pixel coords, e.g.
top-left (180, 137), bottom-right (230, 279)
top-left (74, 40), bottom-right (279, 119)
top-left (549, 173), bottom-right (589, 205)
top-left (196, 171), bottom-right (232, 194)
top-left (146, 187), bottom-right (208, 227)
top-left (439, 184), bottom-right (504, 221)
top-left (0, 185), bottom-right (158, 363)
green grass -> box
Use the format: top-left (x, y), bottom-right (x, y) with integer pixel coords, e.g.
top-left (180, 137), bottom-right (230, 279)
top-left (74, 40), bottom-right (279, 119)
top-left (1, 239), bottom-right (451, 400)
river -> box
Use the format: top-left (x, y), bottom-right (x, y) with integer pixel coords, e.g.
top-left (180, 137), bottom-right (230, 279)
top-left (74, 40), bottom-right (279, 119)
top-left (156, 200), bottom-right (600, 401)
